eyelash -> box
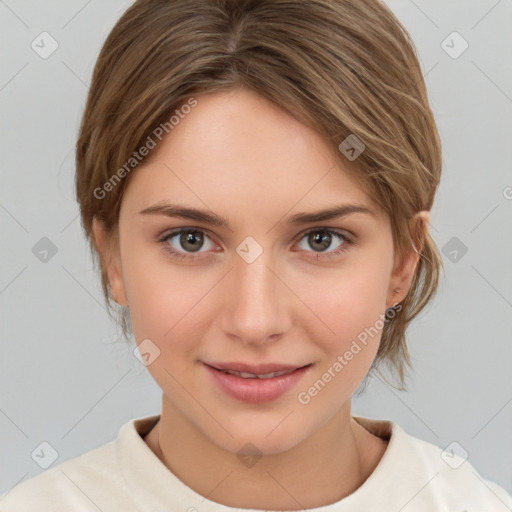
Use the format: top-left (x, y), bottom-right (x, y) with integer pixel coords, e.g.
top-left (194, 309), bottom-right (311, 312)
top-left (158, 227), bottom-right (354, 262)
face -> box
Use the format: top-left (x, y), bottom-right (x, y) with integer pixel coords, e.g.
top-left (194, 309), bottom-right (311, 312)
top-left (95, 88), bottom-right (423, 455)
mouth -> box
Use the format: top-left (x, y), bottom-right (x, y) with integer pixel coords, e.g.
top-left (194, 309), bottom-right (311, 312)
top-left (216, 368), bottom-right (296, 379)
top-left (203, 361), bottom-right (313, 403)
top-left (204, 362), bottom-right (311, 379)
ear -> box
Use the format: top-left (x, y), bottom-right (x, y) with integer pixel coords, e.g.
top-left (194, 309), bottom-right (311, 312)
top-left (386, 211), bottom-right (429, 309)
top-left (92, 217), bottom-right (128, 307)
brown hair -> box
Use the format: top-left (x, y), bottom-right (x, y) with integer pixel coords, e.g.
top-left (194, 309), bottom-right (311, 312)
top-left (75, 0), bottom-right (443, 390)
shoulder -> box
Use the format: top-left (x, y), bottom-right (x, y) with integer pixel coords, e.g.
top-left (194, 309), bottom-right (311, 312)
top-left (0, 440), bottom-right (127, 511)
top-left (354, 416), bottom-right (512, 510)
top-left (390, 423), bottom-right (512, 510)
top-left (0, 415), bottom-right (159, 512)
top-left (402, 428), bottom-right (511, 506)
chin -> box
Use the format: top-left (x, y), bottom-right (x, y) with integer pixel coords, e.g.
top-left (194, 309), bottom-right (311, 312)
top-left (220, 431), bottom-right (304, 457)
top-left (208, 413), bottom-right (315, 457)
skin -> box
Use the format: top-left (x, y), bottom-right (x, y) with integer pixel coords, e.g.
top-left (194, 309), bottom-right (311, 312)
top-left (93, 87), bottom-right (428, 510)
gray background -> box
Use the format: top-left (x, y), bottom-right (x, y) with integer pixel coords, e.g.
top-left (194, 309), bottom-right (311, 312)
top-left (1, 0), bottom-right (511, 498)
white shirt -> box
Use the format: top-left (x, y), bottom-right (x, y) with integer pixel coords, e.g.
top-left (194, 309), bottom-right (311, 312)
top-left (1, 414), bottom-right (511, 511)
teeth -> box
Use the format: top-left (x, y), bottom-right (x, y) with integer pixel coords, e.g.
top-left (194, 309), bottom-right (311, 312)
top-left (221, 369), bottom-right (293, 379)
top-left (240, 371), bottom-right (258, 378)
top-left (258, 372), bottom-right (278, 379)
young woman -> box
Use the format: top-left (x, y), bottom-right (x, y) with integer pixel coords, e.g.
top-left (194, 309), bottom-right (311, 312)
top-left (2, 0), bottom-right (511, 510)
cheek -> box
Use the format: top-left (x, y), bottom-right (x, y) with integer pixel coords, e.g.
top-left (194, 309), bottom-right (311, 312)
top-left (119, 243), bottom-right (176, 336)
top-left (299, 256), bottom-right (392, 348)
top-left (295, 265), bottom-right (391, 406)
top-left (121, 250), bottom-right (214, 350)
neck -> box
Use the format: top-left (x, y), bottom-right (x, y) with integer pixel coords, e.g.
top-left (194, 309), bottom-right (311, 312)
top-left (144, 395), bottom-right (387, 510)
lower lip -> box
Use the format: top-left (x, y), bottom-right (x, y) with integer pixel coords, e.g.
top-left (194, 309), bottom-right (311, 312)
top-left (204, 364), bottom-right (311, 404)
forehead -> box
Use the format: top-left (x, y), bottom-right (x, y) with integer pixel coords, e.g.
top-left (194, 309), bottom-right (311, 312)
top-left (120, 88), bottom-right (380, 221)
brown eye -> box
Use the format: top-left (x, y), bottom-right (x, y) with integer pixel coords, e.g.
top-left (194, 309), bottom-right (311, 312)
top-left (161, 228), bottom-right (216, 255)
top-left (299, 230), bottom-right (345, 252)
top-left (179, 231), bottom-right (204, 252)
top-left (294, 229), bottom-right (353, 261)
top-left (307, 232), bottom-right (333, 252)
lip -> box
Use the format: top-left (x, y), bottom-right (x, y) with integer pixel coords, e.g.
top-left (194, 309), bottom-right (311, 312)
top-left (204, 361), bottom-right (304, 374)
top-left (203, 362), bottom-right (312, 404)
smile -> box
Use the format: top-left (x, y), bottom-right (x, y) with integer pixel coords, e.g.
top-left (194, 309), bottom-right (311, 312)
top-left (203, 362), bottom-right (312, 403)
top-left (218, 368), bottom-right (297, 379)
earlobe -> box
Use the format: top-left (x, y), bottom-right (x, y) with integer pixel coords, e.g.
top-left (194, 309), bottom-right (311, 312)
top-left (92, 218), bottom-right (128, 307)
top-left (386, 211), bottom-right (429, 308)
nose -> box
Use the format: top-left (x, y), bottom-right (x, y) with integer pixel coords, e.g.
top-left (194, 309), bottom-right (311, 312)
top-left (218, 250), bottom-right (293, 347)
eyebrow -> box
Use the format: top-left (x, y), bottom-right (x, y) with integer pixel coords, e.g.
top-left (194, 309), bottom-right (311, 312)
top-left (138, 202), bottom-right (376, 228)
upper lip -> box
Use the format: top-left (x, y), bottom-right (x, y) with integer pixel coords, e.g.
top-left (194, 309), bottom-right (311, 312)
top-left (204, 362), bottom-right (310, 374)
